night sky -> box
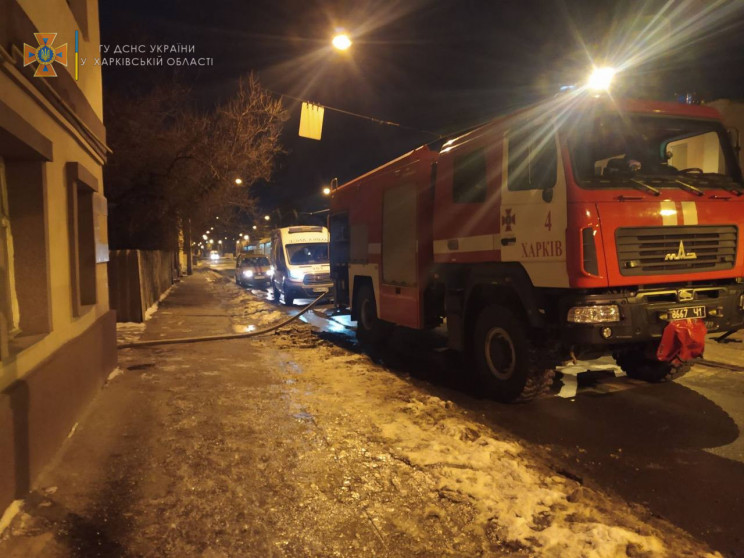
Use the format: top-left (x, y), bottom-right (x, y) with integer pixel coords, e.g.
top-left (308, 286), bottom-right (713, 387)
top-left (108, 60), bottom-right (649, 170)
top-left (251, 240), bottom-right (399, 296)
top-left (99, 0), bottom-right (744, 216)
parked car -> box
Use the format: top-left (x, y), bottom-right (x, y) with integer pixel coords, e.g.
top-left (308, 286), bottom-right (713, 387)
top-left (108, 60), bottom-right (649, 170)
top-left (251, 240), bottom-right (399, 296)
top-left (235, 254), bottom-right (273, 289)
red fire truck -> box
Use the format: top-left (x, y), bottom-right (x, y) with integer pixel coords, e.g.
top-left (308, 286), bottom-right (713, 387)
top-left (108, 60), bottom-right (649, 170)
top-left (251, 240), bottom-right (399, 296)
top-left (329, 95), bottom-right (744, 402)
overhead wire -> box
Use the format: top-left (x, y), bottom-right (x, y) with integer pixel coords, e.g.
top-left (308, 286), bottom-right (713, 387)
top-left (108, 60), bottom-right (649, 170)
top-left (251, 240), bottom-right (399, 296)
top-left (266, 88), bottom-right (444, 140)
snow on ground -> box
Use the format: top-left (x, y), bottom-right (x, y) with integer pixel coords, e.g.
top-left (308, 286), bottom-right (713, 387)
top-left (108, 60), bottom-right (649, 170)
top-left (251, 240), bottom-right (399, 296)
top-left (116, 283), bottom-right (178, 345)
top-left (280, 345), bottom-right (707, 557)
top-left (144, 285), bottom-right (175, 321)
top-left (221, 289), bottom-right (720, 556)
top-left (115, 322), bottom-right (146, 346)
top-left (230, 290), bottom-right (285, 327)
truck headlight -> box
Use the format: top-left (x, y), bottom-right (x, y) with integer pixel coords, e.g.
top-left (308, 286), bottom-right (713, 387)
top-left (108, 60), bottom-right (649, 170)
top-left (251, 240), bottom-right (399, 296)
top-left (289, 269), bottom-right (305, 281)
top-left (266, 268), bottom-right (274, 277)
top-left (567, 304), bottom-right (620, 323)
top-left (243, 269), bottom-right (254, 278)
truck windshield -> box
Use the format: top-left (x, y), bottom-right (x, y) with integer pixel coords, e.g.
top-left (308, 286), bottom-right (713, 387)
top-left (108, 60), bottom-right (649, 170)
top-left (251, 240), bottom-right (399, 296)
top-left (567, 114), bottom-right (743, 190)
top-left (286, 243), bottom-right (329, 265)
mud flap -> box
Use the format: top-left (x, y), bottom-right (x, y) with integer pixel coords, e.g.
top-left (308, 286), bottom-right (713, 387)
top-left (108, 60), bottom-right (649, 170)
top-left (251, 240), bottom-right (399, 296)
top-left (656, 318), bottom-right (707, 365)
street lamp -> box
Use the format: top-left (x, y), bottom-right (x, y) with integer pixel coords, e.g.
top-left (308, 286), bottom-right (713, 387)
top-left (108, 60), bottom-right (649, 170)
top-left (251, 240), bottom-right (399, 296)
top-left (264, 215), bottom-right (270, 221)
top-left (235, 178), bottom-right (243, 185)
top-left (322, 186), bottom-right (331, 196)
top-left (252, 225), bottom-right (257, 230)
top-left (332, 32), bottom-right (352, 51)
top-left (587, 66), bottom-right (616, 92)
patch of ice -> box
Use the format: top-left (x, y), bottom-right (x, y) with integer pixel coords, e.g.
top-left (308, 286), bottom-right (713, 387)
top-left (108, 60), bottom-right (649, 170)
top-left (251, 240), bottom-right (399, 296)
top-left (0, 499), bottom-right (23, 536)
top-left (106, 367), bottom-right (124, 383)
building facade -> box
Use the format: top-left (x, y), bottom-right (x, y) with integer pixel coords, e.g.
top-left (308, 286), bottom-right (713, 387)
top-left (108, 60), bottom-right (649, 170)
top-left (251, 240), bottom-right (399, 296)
top-left (0, 0), bottom-right (116, 515)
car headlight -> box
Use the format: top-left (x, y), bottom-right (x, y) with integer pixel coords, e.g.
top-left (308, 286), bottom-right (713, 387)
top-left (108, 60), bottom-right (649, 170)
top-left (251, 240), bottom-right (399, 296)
top-left (567, 304), bottom-right (620, 323)
top-left (289, 269), bottom-right (305, 281)
top-left (266, 268), bottom-right (274, 277)
top-left (242, 269), bottom-right (254, 278)
top-left (210, 253), bottom-right (219, 260)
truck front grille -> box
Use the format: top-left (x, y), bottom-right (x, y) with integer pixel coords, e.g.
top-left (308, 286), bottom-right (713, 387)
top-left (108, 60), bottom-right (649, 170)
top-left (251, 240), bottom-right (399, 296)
top-left (616, 225), bottom-right (737, 276)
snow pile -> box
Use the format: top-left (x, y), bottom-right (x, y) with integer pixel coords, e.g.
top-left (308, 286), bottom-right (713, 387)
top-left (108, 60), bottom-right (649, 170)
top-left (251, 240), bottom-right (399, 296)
top-left (231, 292), bottom-right (285, 327)
top-left (116, 322), bottom-right (145, 345)
top-left (144, 285), bottom-right (174, 321)
top-left (381, 395), bottom-right (665, 557)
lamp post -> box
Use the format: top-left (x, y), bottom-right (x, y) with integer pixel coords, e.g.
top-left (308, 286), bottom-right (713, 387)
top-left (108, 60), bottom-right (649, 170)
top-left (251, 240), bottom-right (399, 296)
top-left (332, 32), bottom-right (352, 51)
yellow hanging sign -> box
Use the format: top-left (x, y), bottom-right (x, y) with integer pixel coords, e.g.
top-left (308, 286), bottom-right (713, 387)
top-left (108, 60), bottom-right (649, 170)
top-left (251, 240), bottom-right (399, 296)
top-left (299, 102), bottom-right (324, 140)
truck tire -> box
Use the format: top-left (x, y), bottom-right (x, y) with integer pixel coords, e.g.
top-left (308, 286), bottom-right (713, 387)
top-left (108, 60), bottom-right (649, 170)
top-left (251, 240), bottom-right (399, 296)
top-left (472, 305), bottom-right (554, 402)
top-left (272, 281), bottom-right (281, 303)
top-left (614, 349), bottom-right (691, 382)
top-left (282, 280), bottom-right (294, 306)
top-left (356, 283), bottom-right (389, 345)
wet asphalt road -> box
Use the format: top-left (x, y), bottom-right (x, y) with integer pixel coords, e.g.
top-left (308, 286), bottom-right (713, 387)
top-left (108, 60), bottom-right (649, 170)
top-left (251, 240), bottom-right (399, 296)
top-left (216, 258), bottom-right (744, 556)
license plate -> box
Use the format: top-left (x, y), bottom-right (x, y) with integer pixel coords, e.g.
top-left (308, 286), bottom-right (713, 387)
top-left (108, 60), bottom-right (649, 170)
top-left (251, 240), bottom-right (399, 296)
top-left (663, 306), bottom-right (706, 321)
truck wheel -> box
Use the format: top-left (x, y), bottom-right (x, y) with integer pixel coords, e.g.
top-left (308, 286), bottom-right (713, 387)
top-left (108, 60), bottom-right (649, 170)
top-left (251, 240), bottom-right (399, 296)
top-left (473, 305), bottom-right (554, 402)
top-left (272, 281), bottom-right (281, 303)
top-left (282, 281), bottom-right (294, 306)
top-left (614, 349), bottom-right (691, 382)
top-left (356, 284), bottom-right (389, 345)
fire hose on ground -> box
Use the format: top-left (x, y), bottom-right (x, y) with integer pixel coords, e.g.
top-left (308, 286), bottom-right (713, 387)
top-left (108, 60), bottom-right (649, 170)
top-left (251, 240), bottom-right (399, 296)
top-left (117, 290), bottom-right (329, 350)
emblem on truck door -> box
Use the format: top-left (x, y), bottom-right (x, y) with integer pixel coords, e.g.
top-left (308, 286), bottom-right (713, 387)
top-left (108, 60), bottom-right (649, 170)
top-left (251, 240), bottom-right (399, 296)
top-left (664, 241), bottom-right (697, 261)
top-left (501, 208), bottom-right (516, 232)
top-left (676, 289), bottom-right (694, 303)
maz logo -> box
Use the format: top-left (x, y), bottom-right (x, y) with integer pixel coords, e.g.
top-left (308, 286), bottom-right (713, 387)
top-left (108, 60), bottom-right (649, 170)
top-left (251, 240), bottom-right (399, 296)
top-left (665, 241), bottom-right (697, 261)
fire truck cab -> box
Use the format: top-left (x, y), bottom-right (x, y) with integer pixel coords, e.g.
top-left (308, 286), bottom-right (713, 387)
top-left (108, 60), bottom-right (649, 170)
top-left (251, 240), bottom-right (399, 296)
top-left (330, 96), bottom-right (744, 402)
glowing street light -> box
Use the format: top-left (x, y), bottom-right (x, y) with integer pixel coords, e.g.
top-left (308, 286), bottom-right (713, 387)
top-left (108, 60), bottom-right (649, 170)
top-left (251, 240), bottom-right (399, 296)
top-left (243, 234), bottom-right (249, 240)
top-left (322, 186), bottom-right (331, 196)
top-left (234, 178), bottom-right (243, 185)
top-left (202, 234), bottom-right (208, 240)
top-left (332, 33), bottom-right (352, 51)
top-left (264, 215), bottom-right (271, 221)
top-left (587, 66), bottom-right (616, 92)
top-left (252, 225), bottom-right (257, 230)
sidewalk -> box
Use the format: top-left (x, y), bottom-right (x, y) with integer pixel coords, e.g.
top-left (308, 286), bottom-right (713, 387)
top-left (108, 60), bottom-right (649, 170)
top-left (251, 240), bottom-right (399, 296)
top-left (0, 270), bottom-right (338, 557)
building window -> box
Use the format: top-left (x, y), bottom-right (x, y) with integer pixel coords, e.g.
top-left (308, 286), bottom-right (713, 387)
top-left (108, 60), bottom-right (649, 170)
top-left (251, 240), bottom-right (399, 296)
top-left (0, 157), bottom-right (20, 357)
top-left (0, 159), bottom-right (52, 358)
top-left (66, 163), bottom-right (98, 315)
top-left (507, 128), bottom-right (557, 191)
top-left (452, 148), bottom-right (487, 203)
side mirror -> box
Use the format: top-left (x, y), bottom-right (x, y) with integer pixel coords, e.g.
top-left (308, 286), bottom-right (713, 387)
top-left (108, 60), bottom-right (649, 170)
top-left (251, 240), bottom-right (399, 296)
top-left (542, 187), bottom-right (554, 203)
